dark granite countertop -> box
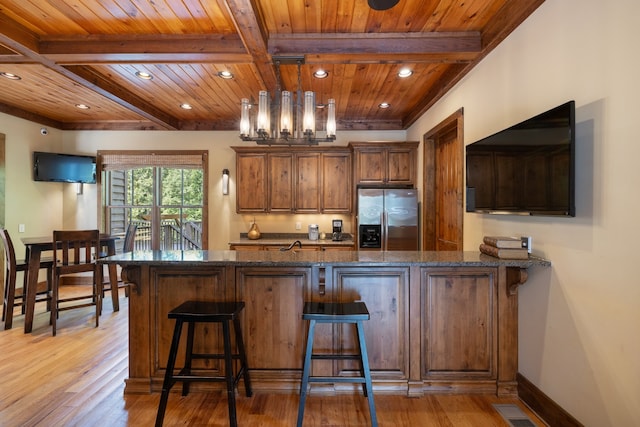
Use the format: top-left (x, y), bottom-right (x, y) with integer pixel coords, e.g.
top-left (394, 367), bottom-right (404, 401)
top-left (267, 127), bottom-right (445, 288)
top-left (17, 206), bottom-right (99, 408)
top-left (99, 250), bottom-right (550, 269)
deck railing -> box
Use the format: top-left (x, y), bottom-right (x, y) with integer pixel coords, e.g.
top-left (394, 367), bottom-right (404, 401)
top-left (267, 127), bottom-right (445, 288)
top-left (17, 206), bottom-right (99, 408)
top-left (126, 220), bottom-right (203, 251)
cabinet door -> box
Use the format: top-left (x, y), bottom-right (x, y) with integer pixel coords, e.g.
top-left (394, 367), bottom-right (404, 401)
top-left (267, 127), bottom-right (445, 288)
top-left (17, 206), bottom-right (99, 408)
top-left (354, 148), bottom-right (386, 185)
top-left (153, 267), bottom-right (230, 377)
top-left (387, 147), bottom-right (416, 186)
top-left (295, 153), bottom-right (321, 213)
top-left (322, 152), bottom-right (352, 213)
top-left (268, 153), bottom-right (294, 212)
top-left (333, 266), bottom-right (410, 383)
top-left (421, 267), bottom-right (497, 381)
top-left (236, 267), bottom-right (312, 373)
top-left (236, 153), bottom-right (267, 212)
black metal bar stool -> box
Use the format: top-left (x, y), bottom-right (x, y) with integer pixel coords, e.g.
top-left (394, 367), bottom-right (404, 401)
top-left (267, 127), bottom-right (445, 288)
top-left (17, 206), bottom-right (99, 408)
top-left (155, 301), bottom-right (252, 427)
top-left (297, 301), bottom-right (378, 427)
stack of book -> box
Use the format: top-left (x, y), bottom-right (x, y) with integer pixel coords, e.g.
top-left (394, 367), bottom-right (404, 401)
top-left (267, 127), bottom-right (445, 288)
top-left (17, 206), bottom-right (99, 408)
top-left (479, 236), bottom-right (528, 259)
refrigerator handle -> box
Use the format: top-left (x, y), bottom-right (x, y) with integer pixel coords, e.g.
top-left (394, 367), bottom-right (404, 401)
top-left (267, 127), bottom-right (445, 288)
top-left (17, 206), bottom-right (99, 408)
top-left (382, 211), bottom-right (388, 251)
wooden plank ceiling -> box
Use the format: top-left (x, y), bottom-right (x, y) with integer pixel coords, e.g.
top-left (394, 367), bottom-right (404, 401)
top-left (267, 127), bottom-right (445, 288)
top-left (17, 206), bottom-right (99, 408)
top-left (0, 0), bottom-right (545, 132)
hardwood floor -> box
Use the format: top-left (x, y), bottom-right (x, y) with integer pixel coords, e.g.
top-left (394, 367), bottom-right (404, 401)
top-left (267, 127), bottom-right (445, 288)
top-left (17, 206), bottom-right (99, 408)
top-left (0, 287), bottom-right (546, 426)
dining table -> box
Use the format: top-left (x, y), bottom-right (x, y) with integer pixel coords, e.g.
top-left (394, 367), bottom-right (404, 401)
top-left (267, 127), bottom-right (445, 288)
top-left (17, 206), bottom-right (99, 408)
top-left (21, 234), bottom-right (120, 333)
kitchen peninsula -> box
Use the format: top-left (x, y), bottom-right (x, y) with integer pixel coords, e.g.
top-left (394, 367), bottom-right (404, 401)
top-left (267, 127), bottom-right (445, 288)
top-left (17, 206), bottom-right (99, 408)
top-left (99, 250), bottom-right (550, 397)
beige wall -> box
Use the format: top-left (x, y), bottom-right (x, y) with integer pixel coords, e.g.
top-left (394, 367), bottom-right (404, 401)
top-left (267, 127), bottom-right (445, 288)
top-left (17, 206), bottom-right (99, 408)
top-left (407, 0), bottom-right (640, 425)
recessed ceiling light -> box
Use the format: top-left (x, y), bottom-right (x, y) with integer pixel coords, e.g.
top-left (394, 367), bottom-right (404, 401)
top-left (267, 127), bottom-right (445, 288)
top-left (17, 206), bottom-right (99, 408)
top-left (313, 69), bottom-right (328, 79)
top-left (397, 68), bottom-right (413, 78)
top-left (378, 102), bottom-right (390, 109)
top-left (180, 103), bottom-right (193, 110)
top-left (75, 104), bottom-right (90, 110)
top-left (1, 72), bottom-right (21, 80)
top-left (135, 71), bottom-right (153, 80)
top-left (218, 70), bottom-right (234, 79)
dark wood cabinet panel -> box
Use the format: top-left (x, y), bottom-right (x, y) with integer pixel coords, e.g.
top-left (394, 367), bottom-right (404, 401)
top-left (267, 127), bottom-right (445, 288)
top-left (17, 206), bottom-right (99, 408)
top-left (268, 153), bottom-right (294, 212)
top-left (333, 266), bottom-right (410, 384)
top-left (421, 267), bottom-right (497, 383)
top-left (350, 142), bottom-right (418, 187)
top-left (235, 152), bottom-right (267, 212)
top-left (236, 267), bottom-right (313, 372)
top-left (295, 152), bottom-right (321, 213)
top-left (322, 152), bottom-right (352, 212)
top-left (152, 267), bottom-right (230, 376)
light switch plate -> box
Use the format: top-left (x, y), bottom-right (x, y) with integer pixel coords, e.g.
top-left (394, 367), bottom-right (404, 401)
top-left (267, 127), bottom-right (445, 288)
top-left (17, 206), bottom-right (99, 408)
top-left (18, 224), bottom-right (25, 233)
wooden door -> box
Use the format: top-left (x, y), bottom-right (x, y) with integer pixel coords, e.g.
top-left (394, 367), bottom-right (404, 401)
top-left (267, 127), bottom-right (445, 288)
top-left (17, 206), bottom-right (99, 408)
top-left (423, 109), bottom-right (464, 251)
top-left (268, 153), bottom-right (293, 212)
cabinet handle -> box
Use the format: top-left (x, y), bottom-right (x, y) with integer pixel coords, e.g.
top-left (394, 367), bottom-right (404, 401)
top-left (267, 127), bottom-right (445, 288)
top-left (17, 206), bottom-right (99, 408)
top-left (318, 267), bottom-right (326, 295)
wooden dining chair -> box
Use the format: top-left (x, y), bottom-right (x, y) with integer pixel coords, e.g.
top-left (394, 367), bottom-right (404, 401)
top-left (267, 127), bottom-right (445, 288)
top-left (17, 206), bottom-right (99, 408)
top-left (101, 223), bottom-right (137, 306)
top-left (1, 229), bottom-right (55, 330)
top-left (51, 229), bottom-right (102, 336)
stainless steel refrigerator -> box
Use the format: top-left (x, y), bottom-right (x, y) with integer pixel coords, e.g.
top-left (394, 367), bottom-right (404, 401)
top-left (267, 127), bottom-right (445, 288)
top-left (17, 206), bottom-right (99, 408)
top-left (357, 188), bottom-right (419, 250)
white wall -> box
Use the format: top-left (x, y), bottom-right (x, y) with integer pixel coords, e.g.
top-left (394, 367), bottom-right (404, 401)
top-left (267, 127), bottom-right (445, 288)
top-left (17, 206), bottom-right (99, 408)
top-left (407, 1), bottom-right (640, 425)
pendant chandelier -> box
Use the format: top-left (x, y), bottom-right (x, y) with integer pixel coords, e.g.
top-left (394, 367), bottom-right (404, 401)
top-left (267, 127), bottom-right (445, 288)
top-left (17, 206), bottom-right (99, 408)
top-left (239, 57), bottom-right (336, 145)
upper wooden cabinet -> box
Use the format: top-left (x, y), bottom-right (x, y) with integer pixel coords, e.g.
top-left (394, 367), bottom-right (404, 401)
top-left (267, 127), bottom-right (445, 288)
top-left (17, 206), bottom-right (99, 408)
top-left (235, 151), bottom-right (267, 212)
top-left (350, 141), bottom-right (419, 187)
top-left (233, 146), bottom-right (352, 214)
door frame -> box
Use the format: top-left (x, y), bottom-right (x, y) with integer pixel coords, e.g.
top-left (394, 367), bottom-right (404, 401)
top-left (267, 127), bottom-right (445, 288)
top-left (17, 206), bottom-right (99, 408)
top-left (422, 108), bottom-right (464, 250)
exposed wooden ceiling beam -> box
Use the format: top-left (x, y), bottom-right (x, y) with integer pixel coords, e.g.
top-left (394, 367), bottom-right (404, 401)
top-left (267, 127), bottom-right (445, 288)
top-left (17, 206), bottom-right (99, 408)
top-left (269, 32), bottom-right (482, 56)
top-left (224, 0), bottom-right (278, 90)
top-left (39, 34), bottom-right (252, 64)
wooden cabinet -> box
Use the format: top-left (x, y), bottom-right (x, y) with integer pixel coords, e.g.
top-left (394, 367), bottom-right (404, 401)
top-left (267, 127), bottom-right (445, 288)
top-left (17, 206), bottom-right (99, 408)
top-left (149, 266), bottom-right (231, 389)
top-left (235, 267), bottom-right (314, 388)
top-left (295, 152), bottom-right (321, 213)
top-left (235, 152), bottom-right (267, 212)
top-left (322, 151), bottom-right (352, 212)
top-left (233, 147), bottom-right (352, 214)
top-left (333, 266), bottom-right (410, 388)
top-left (420, 267), bottom-right (498, 390)
top-left (268, 153), bottom-right (294, 212)
top-left (350, 141), bottom-right (419, 187)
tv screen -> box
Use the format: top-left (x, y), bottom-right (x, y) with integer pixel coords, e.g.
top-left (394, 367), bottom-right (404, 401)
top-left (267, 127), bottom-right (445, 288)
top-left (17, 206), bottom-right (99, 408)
top-left (33, 151), bottom-right (97, 184)
top-left (466, 101), bottom-right (575, 216)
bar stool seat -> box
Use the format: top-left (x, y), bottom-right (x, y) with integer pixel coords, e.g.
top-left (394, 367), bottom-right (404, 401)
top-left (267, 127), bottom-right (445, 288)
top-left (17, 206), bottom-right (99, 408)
top-left (155, 301), bottom-right (252, 427)
top-left (297, 301), bottom-right (378, 427)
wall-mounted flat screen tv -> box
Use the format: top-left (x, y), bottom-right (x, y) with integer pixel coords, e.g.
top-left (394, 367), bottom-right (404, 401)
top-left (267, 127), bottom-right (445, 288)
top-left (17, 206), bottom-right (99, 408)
top-left (466, 100), bottom-right (575, 216)
top-left (33, 151), bottom-right (97, 184)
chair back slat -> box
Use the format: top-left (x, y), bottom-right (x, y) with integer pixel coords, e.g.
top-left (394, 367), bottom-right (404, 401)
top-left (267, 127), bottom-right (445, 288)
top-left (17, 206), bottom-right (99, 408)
top-left (123, 224), bottom-right (138, 252)
top-left (53, 230), bottom-right (101, 275)
top-left (0, 229), bottom-right (18, 273)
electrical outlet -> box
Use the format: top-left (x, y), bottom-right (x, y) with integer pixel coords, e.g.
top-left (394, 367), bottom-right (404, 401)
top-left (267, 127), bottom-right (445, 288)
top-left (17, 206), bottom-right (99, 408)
top-left (295, 222), bottom-right (302, 230)
top-left (521, 236), bottom-right (532, 253)
top-left (18, 224), bottom-right (25, 233)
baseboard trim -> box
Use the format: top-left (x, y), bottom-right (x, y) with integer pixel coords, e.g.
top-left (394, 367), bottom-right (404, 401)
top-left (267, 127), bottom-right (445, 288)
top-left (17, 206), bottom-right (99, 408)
top-left (517, 373), bottom-right (584, 427)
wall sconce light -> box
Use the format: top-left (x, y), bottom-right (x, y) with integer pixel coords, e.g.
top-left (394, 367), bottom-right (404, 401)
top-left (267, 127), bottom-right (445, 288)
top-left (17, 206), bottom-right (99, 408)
top-left (222, 169), bottom-right (229, 195)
